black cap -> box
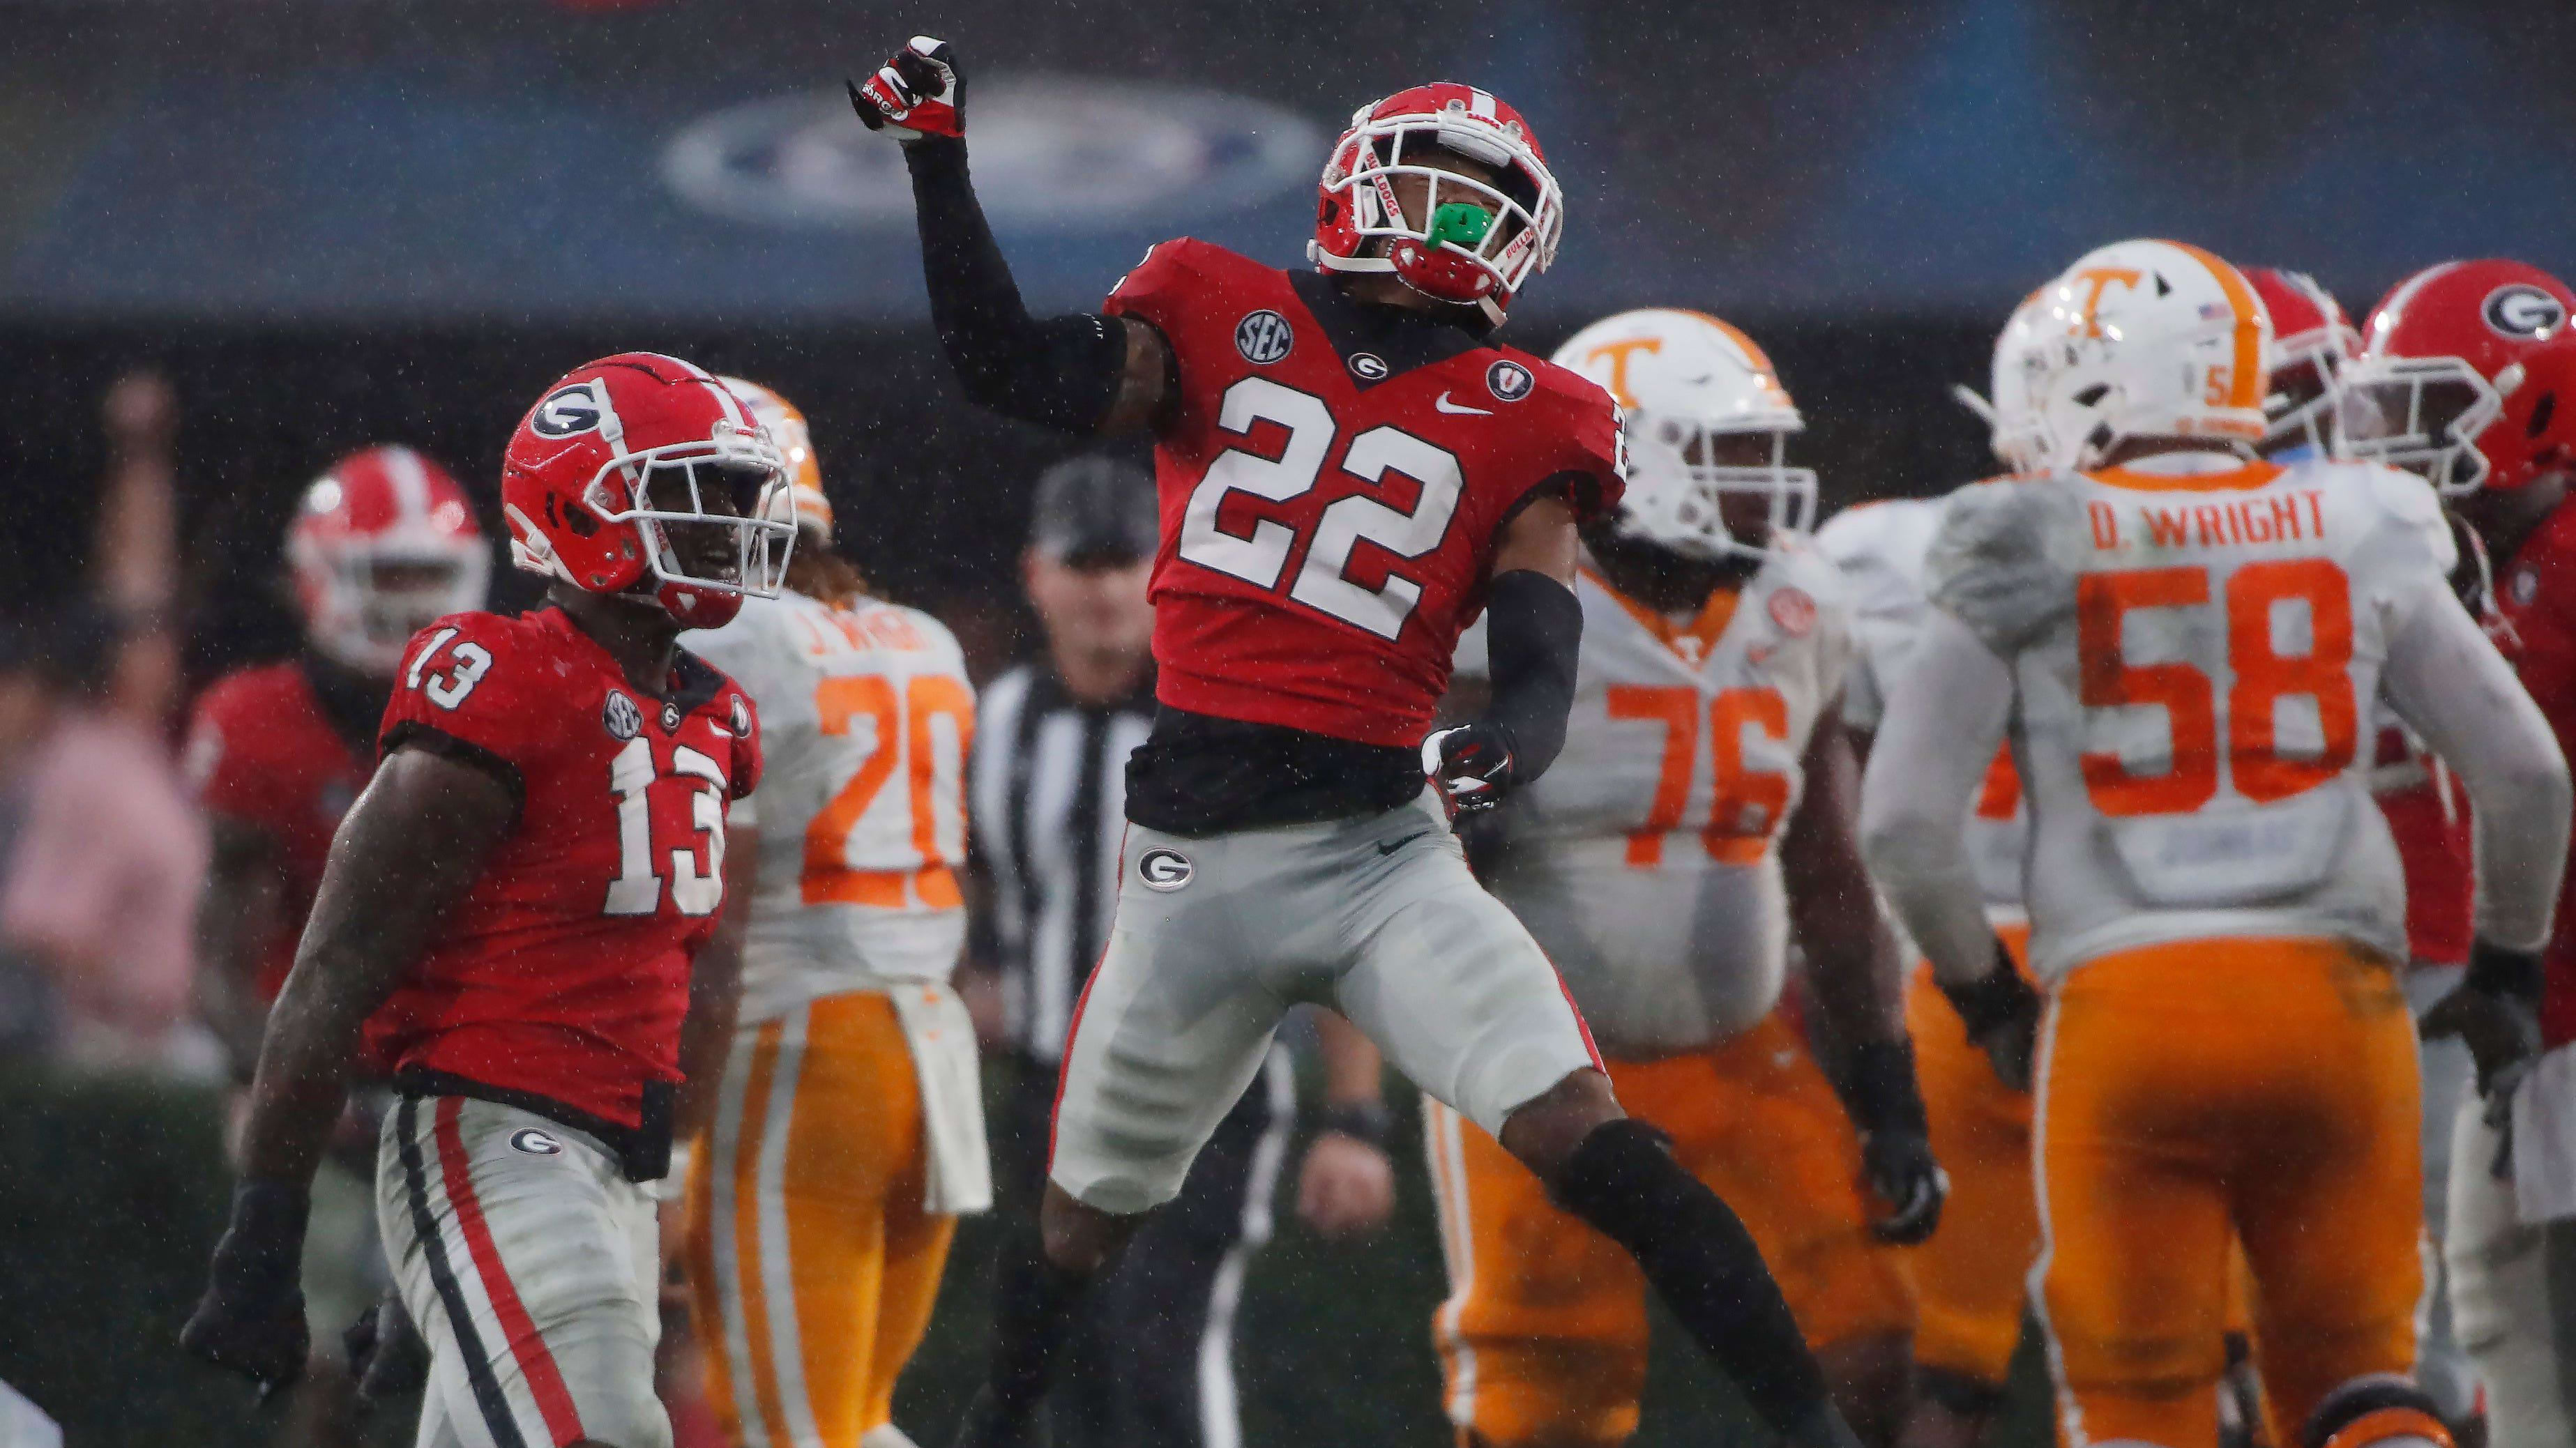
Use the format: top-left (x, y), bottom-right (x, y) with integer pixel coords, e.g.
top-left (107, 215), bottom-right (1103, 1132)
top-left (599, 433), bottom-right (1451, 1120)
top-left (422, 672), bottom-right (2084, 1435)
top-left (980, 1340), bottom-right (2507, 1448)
top-left (1029, 455), bottom-right (1158, 567)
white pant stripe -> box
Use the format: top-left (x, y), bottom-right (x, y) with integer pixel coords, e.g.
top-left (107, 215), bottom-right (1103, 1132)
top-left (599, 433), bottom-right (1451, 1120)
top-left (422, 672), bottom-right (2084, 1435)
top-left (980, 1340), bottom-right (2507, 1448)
top-left (1425, 1097), bottom-right (1480, 1427)
top-left (708, 1028), bottom-right (770, 1447)
top-left (2025, 1000), bottom-right (2090, 1447)
top-left (755, 1005), bottom-right (821, 1448)
top-left (1195, 1049), bottom-right (1296, 1448)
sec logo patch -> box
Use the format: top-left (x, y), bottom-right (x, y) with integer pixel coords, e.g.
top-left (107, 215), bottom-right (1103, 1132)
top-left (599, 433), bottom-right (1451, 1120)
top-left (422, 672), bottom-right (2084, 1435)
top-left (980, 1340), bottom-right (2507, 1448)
top-left (603, 690), bottom-right (642, 741)
top-left (1487, 359), bottom-right (1534, 402)
top-left (1767, 587), bottom-right (1817, 637)
top-left (510, 1128), bottom-right (563, 1156)
top-left (1236, 310), bottom-right (1293, 365)
top-left (1137, 847), bottom-right (1194, 892)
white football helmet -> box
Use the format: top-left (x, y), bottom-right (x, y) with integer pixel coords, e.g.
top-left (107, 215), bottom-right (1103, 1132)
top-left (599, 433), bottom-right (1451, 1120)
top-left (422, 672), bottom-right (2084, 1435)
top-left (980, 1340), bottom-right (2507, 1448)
top-left (2019, 239), bottom-right (2272, 470)
top-left (1956, 287), bottom-right (2062, 473)
top-left (718, 376), bottom-right (834, 543)
top-left (1551, 307), bottom-right (1816, 562)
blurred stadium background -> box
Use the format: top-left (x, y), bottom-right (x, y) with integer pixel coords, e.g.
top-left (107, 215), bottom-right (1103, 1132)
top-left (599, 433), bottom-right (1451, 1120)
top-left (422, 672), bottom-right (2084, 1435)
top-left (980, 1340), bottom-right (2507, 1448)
top-left (0, 0), bottom-right (2570, 1442)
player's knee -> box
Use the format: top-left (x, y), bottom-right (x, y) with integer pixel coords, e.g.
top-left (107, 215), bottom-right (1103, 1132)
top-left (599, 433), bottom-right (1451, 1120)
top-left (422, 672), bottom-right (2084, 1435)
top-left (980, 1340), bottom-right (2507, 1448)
top-left (2301, 1375), bottom-right (2455, 1448)
top-left (1497, 1068), bottom-right (1622, 1184)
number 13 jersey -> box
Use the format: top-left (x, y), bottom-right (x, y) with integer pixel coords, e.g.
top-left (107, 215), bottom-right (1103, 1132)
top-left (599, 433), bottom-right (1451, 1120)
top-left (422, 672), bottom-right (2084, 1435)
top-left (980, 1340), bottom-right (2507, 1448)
top-left (365, 607), bottom-right (762, 1141)
top-left (1106, 238), bottom-right (1625, 749)
top-left (1923, 457), bottom-right (2455, 979)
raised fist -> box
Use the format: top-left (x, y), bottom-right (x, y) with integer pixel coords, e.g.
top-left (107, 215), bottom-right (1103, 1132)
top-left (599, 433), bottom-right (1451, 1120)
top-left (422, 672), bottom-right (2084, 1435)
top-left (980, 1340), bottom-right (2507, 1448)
top-left (1423, 723), bottom-right (1517, 818)
top-left (849, 36), bottom-right (964, 141)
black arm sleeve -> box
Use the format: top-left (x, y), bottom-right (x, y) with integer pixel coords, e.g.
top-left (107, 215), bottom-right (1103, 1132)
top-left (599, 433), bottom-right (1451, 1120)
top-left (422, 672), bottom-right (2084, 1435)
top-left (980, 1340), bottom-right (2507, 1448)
top-left (1481, 568), bottom-right (1584, 785)
top-left (902, 138), bottom-right (1132, 433)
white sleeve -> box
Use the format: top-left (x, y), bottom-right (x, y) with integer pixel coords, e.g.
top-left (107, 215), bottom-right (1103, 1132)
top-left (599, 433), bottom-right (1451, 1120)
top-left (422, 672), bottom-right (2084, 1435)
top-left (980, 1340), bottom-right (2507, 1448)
top-left (2379, 574), bottom-right (2572, 953)
top-left (1858, 608), bottom-right (2016, 986)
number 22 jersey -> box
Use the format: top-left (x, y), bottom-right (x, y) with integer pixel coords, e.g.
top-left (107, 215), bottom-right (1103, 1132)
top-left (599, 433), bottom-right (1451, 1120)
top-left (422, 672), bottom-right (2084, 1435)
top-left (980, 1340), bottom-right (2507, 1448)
top-left (363, 607), bottom-right (761, 1152)
top-left (1105, 238), bottom-right (1625, 753)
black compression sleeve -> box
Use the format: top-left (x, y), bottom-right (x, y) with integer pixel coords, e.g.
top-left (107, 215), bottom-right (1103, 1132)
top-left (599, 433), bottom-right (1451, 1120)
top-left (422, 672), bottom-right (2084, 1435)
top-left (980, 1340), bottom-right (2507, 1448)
top-left (902, 138), bottom-right (1130, 433)
top-left (1481, 569), bottom-right (1584, 784)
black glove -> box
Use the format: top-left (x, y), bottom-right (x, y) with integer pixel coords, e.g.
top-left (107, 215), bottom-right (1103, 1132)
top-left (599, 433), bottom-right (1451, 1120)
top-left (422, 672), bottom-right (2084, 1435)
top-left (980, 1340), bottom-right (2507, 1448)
top-left (1421, 723), bottom-right (1517, 818)
top-left (849, 36), bottom-right (964, 140)
top-left (181, 1181), bottom-right (312, 1395)
top-left (1939, 939), bottom-right (2045, 1092)
top-left (2423, 940), bottom-right (2544, 1099)
top-left (343, 1290), bottom-right (430, 1406)
top-left (1844, 1039), bottom-right (1948, 1244)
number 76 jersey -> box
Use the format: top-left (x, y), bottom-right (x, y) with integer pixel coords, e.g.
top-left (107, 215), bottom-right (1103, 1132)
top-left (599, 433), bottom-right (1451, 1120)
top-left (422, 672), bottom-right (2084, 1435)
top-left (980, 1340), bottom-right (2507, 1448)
top-left (1924, 457), bottom-right (2457, 979)
top-left (364, 607), bottom-right (762, 1135)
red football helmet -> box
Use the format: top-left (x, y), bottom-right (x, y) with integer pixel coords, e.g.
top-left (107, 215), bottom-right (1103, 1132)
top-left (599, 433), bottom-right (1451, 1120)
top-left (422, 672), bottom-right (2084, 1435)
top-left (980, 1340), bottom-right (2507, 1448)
top-left (1310, 82), bottom-right (1563, 326)
top-left (288, 446), bottom-right (490, 676)
top-left (501, 352), bottom-right (796, 629)
top-left (2340, 259), bottom-right (2576, 494)
top-left (2242, 267), bottom-right (2359, 458)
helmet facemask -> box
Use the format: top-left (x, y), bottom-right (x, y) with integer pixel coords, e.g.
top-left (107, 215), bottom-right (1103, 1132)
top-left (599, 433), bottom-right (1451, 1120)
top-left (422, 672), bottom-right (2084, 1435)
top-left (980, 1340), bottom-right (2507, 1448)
top-left (1615, 413), bottom-right (1817, 564)
top-left (2335, 355), bottom-right (2505, 494)
top-left (580, 425), bottom-right (797, 625)
top-left (335, 548), bottom-right (490, 673)
top-left (1319, 110), bottom-right (1561, 325)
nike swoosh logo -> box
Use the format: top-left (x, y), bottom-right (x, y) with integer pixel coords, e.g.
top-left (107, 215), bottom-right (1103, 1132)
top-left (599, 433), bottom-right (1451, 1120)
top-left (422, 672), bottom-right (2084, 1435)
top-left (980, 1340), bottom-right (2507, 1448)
top-left (1434, 392), bottom-right (1492, 416)
top-left (1377, 832), bottom-right (1430, 856)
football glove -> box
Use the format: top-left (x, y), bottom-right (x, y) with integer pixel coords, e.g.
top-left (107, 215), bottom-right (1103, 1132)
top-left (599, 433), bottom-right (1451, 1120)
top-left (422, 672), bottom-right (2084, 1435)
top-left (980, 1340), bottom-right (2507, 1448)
top-left (2425, 939), bottom-right (2544, 1111)
top-left (343, 1290), bottom-right (430, 1407)
top-left (181, 1181), bottom-right (312, 1396)
top-left (1421, 723), bottom-right (1517, 818)
top-left (1939, 939), bottom-right (2044, 1093)
top-left (849, 36), bottom-right (965, 141)
top-left (1844, 1040), bottom-right (1948, 1244)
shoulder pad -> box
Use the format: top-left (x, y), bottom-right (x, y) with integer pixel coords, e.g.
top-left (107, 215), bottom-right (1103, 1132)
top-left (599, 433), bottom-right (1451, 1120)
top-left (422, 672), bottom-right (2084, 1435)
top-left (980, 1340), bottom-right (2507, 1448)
top-left (1925, 477), bottom-right (2085, 654)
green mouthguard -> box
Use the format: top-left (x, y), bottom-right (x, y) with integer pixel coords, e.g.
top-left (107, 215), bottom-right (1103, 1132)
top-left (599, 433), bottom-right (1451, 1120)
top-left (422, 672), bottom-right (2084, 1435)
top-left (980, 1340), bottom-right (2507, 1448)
top-left (1426, 201), bottom-right (1494, 251)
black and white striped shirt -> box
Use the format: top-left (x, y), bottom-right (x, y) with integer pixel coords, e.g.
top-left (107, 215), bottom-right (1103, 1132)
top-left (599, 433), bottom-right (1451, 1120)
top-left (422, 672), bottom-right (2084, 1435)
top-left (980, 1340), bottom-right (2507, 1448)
top-left (967, 662), bottom-right (1156, 1063)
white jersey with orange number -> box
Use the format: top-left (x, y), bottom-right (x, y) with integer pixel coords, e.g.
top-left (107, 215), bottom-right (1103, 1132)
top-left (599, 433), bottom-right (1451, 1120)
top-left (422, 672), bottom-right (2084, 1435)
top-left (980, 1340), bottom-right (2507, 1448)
top-left (1456, 535), bottom-right (1854, 1055)
top-left (1923, 456), bottom-right (2455, 979)
top-left (1817, 496), bottom-right (2029, 917)
top-left (688, 590), bottom-right (975, 1021)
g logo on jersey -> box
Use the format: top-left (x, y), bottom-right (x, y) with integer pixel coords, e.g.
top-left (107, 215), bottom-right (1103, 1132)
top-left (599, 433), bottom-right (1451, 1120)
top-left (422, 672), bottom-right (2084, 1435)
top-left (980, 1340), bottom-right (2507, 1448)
top-left (1137, 847), bottom-right (1194, 892)
top-left (531, 384), bottom-right (604, 439)
top-left (510, 1128), bottom-right (564, 1156)
top-left (1487, 360), bottom-right (1534, 402)
top-left (603, 690), bottom-right (642, 741)
top-left (1348, 352), bottom-right (1390, 382)
top-left (1236, 310), bottom-right (1294, 365)
top-left (2485, 284), bottom-right (2568, 340)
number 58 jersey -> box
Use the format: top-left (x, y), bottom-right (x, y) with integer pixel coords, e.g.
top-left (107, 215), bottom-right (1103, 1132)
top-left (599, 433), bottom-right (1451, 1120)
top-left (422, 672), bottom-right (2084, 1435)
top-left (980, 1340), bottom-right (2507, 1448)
top-left (1460, 540), bottom-right (1856, 1056)
top-left (1107, 238), bottom-right (1625, 749)
top-left (364, 607), bottom-right (762, 1141)
top-left (686, 591), bottom-right (973, 1024)
top-left (1924, 457), bottom-right (2456, 979)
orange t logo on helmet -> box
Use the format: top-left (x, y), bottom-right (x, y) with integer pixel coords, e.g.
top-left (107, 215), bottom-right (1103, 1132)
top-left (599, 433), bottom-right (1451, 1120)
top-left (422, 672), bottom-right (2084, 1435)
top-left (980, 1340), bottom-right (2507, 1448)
top-left (2066, 268), bottom-right (2145, 337)
top-left (1582, 337), bottom-right (1664, 410)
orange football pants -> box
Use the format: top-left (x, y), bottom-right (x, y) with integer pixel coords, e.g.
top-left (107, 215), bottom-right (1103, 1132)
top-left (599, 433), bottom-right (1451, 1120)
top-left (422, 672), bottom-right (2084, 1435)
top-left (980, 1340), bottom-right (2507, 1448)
top-left (685, 991), bottom-right (957, 1448)
top-left (1424, 1012), bottom-right (1915, 1448)
top-left (2034, 937), bottom-right (2423, 1448)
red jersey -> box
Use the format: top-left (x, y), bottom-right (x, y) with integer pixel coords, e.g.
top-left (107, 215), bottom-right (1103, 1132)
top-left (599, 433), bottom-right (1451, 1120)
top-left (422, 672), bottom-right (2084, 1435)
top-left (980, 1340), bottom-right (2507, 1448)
top-left (2370, 724), bottom-right (2475, 968)
top-left (184, 660), bottom-right (375, 999)
top-left (362, 607), bottom-right (760, 1143)
top-left (2495, 503), bottom-right (2576, 1047)
top-left (1105, 238), bottom-right (1625, 749)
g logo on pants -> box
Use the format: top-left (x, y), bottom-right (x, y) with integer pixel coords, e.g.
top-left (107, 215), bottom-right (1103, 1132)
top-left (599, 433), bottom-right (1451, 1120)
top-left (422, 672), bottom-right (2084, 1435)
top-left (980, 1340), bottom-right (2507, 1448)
top-left (1137, 848), bottom-right (1194, 892)
top-left (510, 1128), bottom-right (563, 1156)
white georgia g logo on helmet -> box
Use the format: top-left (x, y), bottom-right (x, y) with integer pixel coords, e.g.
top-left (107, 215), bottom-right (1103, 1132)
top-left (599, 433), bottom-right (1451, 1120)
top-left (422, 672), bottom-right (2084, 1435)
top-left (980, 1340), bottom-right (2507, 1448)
top-left (530, 384), bottom-right (605, 439)
top-left (2485, 284), bottom-right (2569, 341)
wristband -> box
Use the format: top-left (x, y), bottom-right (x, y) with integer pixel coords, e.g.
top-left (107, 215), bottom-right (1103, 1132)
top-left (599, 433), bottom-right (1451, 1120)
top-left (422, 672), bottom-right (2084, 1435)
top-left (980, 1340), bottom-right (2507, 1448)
top-left (1939, 940), bottom-right (2042, 1042)
top-left (1318, 1102), bottom-right (1392, 1149)
top-left (1844, 1039), bottom-right (1930, 1140)
top-left (2467, 938), bottom-right (2545, 1006)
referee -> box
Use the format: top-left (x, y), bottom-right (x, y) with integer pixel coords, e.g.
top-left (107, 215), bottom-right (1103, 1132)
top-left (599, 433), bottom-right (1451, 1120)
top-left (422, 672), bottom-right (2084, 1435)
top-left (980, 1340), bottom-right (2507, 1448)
top-left (963, 455), bottom-right (1392, 1448)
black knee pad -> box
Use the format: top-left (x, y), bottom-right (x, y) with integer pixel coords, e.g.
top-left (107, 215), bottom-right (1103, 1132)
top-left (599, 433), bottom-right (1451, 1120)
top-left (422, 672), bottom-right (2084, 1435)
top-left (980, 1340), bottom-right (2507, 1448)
top-left (2301, 1373), bottom-right (2454, 1448)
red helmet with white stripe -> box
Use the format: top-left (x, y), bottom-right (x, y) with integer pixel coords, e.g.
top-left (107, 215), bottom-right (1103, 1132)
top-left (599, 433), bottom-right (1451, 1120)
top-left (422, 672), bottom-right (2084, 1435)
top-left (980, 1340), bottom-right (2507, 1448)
top-left (2242, 267), bottom-right (2358, 457)
top-left (2342, 259), bottom-right (2576, 494)
top-left (1310, 83), bottom-right (1563, 326)
top-left (501, 352), bottom-right (796, 630)
top-left (288, 446), bottom-right (490, 676)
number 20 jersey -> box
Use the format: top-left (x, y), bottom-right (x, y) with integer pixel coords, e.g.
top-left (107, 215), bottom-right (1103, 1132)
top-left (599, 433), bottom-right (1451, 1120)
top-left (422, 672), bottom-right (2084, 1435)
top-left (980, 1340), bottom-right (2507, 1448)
top-left (1105, 238), bottom-right (1626, 749)
top-left (1460, 540), bottom-right (1855, 1056)
top-left (365, 607), bottom-right (762, 1131)
top-left (1923, 457), bottom-right (2455, 980)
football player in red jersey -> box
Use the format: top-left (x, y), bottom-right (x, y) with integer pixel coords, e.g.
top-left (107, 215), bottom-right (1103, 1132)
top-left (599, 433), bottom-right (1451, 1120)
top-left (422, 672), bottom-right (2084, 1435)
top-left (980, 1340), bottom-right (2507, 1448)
top-left (183, 352), bottom-right (796, 1448)
top-left (852, 37), bottom-right (1863, 1448)
top-left (2344, 259), bottom-right (2576, 1448)
top-left (183, 445), bottom-right (490, 1445)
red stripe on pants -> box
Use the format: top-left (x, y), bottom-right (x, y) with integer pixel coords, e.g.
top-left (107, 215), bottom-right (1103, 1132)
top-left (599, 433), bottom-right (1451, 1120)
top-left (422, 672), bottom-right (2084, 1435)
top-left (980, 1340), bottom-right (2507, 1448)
top-left (434, 1098), bottom-right (586, 1447)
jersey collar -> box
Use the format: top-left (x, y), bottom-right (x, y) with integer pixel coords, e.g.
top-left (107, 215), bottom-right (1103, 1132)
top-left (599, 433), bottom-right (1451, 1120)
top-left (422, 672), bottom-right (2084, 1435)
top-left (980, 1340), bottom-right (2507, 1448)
top-left (1582, 565), bottom-right (1743, 668)
top-left (1288, 271), bottom-right (1485, 392)
top-left (534, 604), bottom-right (728, 724)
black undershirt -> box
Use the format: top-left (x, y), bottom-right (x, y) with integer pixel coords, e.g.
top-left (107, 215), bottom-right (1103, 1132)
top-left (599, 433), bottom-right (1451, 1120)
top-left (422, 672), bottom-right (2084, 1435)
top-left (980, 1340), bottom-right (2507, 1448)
top-left (1123, 707), bottom-right (1423, 837)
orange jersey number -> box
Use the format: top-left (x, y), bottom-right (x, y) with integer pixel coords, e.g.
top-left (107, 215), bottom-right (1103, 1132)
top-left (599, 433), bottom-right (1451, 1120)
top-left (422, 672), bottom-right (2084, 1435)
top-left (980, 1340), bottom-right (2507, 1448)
top-left (803, 673), bottom-right (973, 908)
top-left (2076, 560), bottom-right (2356, 817)
top-left (1605, 683), bottom-right (1790, 867)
